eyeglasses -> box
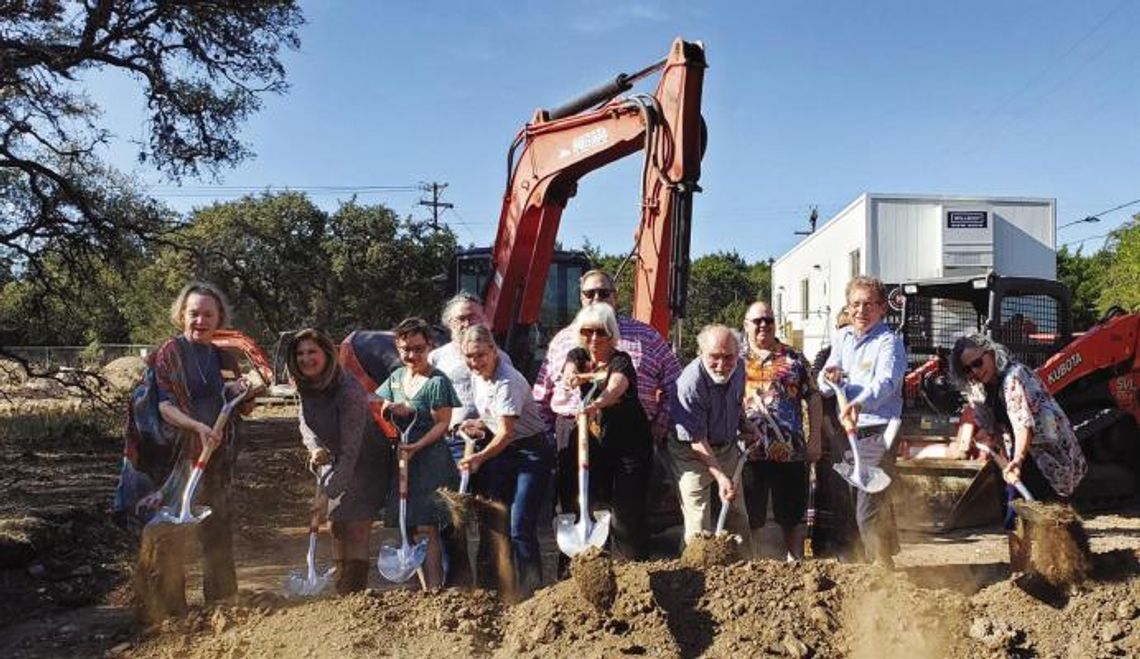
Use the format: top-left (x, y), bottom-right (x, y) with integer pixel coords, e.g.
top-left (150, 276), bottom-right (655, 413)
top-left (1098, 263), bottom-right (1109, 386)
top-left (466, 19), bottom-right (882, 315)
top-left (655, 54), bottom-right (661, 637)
top-left (746, 317), bottom-right (775, 326)
top-left (962, 355), bottom-right (987, 373)
top-left (582, 288), bottom-right (613, 300)
top-left (398, 343), bottom-right (428, 355)
top-left (579, 327), bottom-right (610, 338)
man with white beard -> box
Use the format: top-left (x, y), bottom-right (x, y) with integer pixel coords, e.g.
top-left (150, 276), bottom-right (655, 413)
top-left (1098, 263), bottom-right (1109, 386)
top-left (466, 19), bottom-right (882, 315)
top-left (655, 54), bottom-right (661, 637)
top-left (668, 324), bottom-right (753, 550)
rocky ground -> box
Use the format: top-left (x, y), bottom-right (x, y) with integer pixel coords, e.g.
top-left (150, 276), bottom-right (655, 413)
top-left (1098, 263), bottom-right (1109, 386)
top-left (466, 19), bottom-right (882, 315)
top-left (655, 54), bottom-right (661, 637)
top-left (1, 396), bottom-right (1139, 658)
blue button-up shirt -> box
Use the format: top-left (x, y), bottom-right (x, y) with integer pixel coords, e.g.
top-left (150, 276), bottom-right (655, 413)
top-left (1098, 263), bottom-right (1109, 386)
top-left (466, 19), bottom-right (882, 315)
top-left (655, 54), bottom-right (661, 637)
top-left (671, 356), bottom-right (746, 447)
top-left (816, 322), bottom-right (906, 427)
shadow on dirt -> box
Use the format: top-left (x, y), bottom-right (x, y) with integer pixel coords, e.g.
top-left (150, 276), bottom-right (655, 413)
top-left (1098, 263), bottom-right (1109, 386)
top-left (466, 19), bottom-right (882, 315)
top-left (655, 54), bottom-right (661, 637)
top-left (648, 566), bottom-right (714, 658)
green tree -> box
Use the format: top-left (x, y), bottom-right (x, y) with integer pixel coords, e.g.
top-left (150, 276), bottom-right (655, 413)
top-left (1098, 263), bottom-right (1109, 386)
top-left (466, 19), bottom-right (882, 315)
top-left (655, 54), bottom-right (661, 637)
top-left (1098, 216), bottom-right (1140, 314)
top-left (1057, 245), bottom-right (1110, 330)
top-left (124, 193), bottom-right (458, 346)
top-left (2, 1), bottom-right (302, 358)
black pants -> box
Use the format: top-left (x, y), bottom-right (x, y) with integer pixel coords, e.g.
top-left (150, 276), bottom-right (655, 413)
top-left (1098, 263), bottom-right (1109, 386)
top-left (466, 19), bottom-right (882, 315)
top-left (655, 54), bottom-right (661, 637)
top-left (855, 447), bottom-right (900, 564)
top-left (555, 417), bottom-right (650, 562)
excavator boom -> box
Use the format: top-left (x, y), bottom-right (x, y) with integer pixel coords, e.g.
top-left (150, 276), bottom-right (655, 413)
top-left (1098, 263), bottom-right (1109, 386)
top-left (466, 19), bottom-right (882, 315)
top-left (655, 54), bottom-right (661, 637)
top-left (483, 38), bottom-right (706, 344)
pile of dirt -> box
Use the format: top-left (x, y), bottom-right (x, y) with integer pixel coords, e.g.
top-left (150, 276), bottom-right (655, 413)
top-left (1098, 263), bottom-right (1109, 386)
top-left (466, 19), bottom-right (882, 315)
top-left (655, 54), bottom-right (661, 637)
top-left (101, 357), bottom-right (146, 393)
top-left (568, 547), bottom-right (616, 611)
top-left (970, 549), bottom-right (1140, 658)
top-left (0, 506), bottom-right (133, 628)
top-left (680, 531), bottom-right (742, 568)
top-left (0, 358), bottom-right (28, 386)
top-left (131, 587), bottom-right (505, 658)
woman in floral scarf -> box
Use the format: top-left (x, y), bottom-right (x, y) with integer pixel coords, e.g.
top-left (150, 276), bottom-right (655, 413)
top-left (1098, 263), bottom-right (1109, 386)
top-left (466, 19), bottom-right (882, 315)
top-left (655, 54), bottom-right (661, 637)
top-left (949, 332), bottom-right (1087, 570)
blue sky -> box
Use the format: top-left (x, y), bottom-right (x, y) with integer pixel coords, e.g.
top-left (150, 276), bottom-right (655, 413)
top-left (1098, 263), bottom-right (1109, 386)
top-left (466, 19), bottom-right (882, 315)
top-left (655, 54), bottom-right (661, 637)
top-left (91, 0), bottom-right (1140, 261)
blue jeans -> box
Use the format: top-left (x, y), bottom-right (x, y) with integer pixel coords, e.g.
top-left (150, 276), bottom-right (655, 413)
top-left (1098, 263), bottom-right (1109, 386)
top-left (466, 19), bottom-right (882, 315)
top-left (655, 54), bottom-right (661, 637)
top-left (476, 432), bottom-right (554, 598)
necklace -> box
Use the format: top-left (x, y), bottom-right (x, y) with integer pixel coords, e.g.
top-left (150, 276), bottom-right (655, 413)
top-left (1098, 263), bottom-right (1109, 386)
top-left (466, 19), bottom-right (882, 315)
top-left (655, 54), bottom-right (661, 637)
top-left (190, 344), bottom-right (210, 385)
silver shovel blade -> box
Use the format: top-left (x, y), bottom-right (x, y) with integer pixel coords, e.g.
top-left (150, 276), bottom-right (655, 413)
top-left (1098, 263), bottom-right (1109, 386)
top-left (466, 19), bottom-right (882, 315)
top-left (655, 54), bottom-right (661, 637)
top-left (284, 567), bottom-right (334, 597)
top-left (377, 540), bottom-right (428, 583)
top-left (554, 510), bottom-right (611, 557)
top-left (148, 504), bottom-right (213, 526)
top-left (833, 462), bottom-right (891, 493)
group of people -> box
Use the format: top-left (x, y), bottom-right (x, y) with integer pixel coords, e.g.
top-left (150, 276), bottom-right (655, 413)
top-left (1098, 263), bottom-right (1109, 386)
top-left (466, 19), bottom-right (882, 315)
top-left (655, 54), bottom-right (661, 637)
top-left (147, 267), bottom-right (1090, 605)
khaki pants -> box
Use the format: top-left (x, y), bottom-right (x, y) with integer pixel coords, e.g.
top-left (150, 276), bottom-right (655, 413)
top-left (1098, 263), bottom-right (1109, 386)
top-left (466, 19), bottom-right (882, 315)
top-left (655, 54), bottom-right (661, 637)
top-left (667, 438), bottom-right (751, 551)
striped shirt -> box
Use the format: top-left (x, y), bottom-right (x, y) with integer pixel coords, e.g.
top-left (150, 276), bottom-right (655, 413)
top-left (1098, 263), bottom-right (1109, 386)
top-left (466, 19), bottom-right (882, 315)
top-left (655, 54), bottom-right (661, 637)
top-left (533, 315), bottom-right (681, 433)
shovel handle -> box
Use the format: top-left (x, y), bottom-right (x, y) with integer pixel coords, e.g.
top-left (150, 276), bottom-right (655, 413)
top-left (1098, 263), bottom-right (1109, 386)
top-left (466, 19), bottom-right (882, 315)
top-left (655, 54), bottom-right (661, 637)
top-left (832, 384), bottom-right (858, 433)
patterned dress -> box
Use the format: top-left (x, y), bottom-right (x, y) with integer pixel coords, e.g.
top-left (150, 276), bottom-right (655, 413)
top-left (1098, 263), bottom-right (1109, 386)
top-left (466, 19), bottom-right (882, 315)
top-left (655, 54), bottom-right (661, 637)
top-left (968, 362), bottom-right (1087, 497)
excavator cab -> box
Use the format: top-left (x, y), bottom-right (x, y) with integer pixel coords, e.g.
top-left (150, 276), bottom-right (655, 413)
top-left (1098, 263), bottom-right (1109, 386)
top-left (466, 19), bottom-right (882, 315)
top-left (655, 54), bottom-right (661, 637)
top-left (447, 247), bottom-right (591, 379)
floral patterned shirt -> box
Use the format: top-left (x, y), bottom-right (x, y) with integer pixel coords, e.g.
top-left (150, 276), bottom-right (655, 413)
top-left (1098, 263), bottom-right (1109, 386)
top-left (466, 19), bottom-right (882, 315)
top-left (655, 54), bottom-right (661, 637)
top-left (968, 362), bottom-right (1087, 497)
top-left (743, 341), bottom-right (815, 463)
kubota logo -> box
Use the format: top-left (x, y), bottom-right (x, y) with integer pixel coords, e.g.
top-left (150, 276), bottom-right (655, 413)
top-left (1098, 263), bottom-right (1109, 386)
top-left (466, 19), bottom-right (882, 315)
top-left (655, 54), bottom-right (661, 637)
top-left (1046, 353), bottom-right (1082, 385)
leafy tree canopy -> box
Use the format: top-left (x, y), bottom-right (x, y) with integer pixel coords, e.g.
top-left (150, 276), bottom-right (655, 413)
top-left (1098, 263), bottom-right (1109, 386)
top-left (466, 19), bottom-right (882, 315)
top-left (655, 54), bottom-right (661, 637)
top-left (1, 0), bottom-right (303, 356)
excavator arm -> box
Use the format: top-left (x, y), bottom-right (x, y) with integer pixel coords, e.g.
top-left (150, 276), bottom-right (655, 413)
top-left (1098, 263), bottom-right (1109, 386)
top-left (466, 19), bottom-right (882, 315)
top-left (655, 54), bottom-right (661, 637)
top-left (483, 38), bottom-right (706, 344)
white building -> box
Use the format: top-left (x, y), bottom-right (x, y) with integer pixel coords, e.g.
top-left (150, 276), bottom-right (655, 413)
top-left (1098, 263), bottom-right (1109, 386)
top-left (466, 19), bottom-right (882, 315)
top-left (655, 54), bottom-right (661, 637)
top-left (771, 193), bottom-right (1057, 360)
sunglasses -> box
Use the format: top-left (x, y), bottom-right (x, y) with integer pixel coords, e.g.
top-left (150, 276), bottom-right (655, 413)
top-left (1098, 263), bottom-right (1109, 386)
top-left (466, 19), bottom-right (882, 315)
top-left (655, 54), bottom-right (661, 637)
top-left (579, 327), bottom-right (610, 338)
top-left (962, 354), bottom-right (987, 373)
top-left (582, 288), bottom-right (613, 300)
top-left (746, 317), bottom-right (775, 326)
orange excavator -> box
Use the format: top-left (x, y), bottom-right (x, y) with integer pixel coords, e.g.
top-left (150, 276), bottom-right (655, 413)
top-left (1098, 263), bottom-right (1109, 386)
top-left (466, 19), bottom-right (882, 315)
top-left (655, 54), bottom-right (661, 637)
top-left (343, 37), bottom-right (707, 434)
top-left (481, 37), bottom-right (707, 364)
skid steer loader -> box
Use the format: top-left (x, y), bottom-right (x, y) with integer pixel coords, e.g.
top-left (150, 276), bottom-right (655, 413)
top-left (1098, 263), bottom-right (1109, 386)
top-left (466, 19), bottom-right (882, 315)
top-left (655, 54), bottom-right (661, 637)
top-left (888, 272), bottom-right (1136, 530)
top-left (891, 274), bottom-right (1065, 529)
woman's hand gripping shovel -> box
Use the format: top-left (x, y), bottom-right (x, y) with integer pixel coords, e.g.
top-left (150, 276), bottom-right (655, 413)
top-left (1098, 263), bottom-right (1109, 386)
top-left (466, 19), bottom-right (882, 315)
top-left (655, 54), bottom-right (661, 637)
top-left (555, 374), bottom-right (611, 558)
top-left (377, 409), bottom-right (429, 583)
top-left (284, 465), bottom-right (335, 597)
top-left (975, 443), bottom-right (1034, 502)
top-left (831, 383), bottom-right (892, 494)
top-left (148, 381), bottom-right (254, 527)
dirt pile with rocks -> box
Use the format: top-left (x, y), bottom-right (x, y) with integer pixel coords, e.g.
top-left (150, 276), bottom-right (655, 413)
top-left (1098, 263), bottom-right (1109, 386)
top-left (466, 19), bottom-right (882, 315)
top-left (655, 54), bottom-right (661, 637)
top-left (121, 549), bottom-right (1140, 659)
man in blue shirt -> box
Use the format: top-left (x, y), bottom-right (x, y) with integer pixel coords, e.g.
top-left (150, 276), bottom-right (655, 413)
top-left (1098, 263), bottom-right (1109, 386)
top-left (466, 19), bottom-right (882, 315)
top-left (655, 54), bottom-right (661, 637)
top-left (669, 324), bottom-right (752, 550)
top-left (817, 276), bottom-right (906, 567)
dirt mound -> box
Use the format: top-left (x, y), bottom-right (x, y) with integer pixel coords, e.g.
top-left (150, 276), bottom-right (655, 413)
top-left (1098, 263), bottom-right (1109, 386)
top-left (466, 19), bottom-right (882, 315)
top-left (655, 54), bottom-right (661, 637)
top-left (569, 547), bottom-right (616, 611)
top-left (131, 588), bottom-right (505, 658)
top-left (101, 357), bottom-right (146, 393)
top-left (680, 531), bottom-right (742, 568)
top-left (0, 358), bottom-right (28, 386)
top-left (121, 554), bottom-right (1140, 658)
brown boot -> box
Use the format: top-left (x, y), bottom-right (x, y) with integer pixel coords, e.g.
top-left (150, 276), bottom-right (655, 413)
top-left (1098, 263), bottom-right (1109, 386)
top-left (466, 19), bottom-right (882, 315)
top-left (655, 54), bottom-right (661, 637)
top-left (337, 559), bottom-right (370, 595)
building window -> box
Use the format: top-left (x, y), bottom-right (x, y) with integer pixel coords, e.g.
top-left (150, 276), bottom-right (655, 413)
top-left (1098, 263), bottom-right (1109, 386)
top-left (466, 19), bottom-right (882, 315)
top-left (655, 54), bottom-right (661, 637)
top-left (800, 278), bottom-right (810, 318)
top-left (849, 248), bottom-right (861, 279)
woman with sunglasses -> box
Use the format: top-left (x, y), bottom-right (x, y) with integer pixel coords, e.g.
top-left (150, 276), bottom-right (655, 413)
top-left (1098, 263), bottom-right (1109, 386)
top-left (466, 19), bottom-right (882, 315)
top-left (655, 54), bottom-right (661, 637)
top-left (559, 303), bottom-right (653, 565)
top-left (948, 332), bottom-right (1087, 569)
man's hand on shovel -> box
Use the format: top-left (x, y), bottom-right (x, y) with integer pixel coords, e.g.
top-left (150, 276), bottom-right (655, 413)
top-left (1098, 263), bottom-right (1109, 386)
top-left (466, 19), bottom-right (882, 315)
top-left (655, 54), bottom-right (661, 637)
top-left (714, 469), bottom-right (737, 502)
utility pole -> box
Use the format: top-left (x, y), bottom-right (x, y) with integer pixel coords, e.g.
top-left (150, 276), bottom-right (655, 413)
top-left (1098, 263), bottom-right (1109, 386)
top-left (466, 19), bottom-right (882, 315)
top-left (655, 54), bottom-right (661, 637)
top-left (418, 181), bottom-right (453, 230)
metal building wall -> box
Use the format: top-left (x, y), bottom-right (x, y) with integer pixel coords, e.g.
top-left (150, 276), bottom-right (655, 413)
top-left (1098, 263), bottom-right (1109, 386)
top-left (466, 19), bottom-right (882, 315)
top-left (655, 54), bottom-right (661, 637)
top-left (772, 193), bottom-right (1056, 361)
top-left (771, 195), bottom-right (868, 357)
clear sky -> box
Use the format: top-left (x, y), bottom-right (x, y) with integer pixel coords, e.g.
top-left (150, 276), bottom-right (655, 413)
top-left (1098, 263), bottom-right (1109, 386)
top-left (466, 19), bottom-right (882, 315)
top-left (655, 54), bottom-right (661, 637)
top-left (90, 0), bottom-right (1140, 262)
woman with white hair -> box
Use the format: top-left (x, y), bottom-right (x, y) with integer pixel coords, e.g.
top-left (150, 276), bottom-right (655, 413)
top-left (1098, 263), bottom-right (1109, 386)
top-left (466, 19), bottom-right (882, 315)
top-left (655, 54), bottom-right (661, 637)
top-left (559, 303), bottom-right (652, 564)
top-left (949, 332), bottom-right (1087, 569)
